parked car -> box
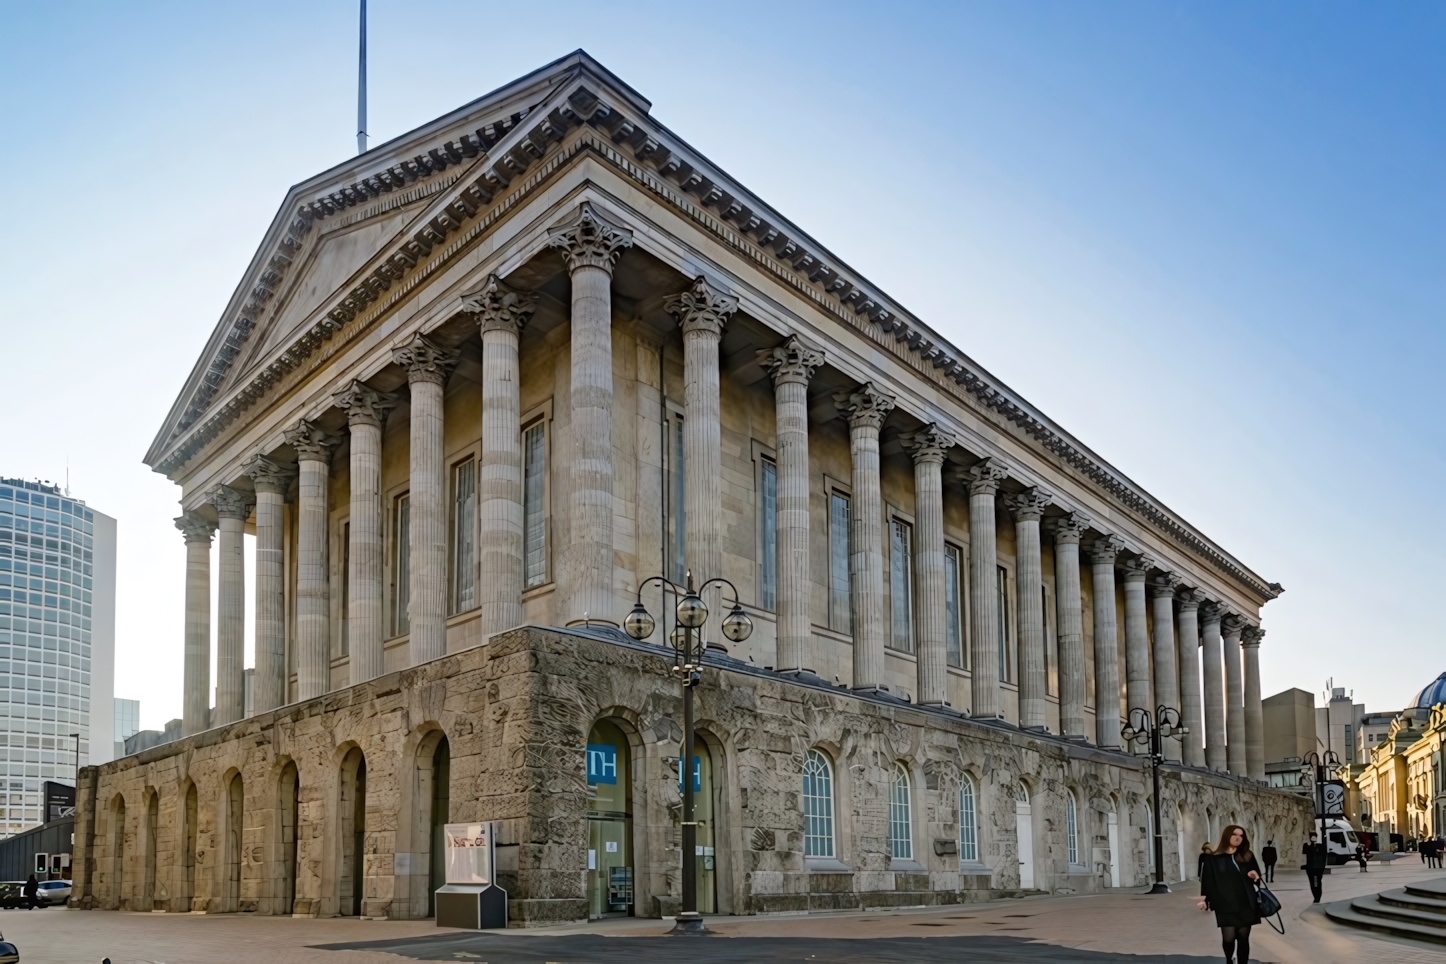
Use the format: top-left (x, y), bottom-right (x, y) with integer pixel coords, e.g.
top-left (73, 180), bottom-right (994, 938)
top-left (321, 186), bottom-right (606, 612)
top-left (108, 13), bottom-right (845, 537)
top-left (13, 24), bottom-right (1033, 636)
top-left (36, 880), bottom-right (69, 903)
top-left (0, 883), bottom-right (47, 910)
top-left (0, 931), bottom-right (17, 963)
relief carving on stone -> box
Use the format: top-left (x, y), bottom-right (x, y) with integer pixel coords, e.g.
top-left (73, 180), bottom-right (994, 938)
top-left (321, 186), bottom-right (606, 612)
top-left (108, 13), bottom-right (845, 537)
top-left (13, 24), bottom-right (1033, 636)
top-left (1152, 571), bottom-right (1184, 598)
top-left (174, 510), bottom-right (216, 545)
top-left (1005, 486), bottom-right (1054, 521)
top-left (547, 201), bottom-right (634, 273)
top-left (900, 423), bottom-right (956, 465)
top-left (207, 484), bottom-right (254, 521)
top-left (1089, 533), bottom-right (1126, 566)
top-left (461, 274), bottom-right (536, 335)
top-left (241, 454), bottom-right (295, 496)
top-left (391, 333), bottom-right (460, 386)
top-left (963, 456), bottom-right (1009, 497)
top-left (333, 380), bottom-right (400, 428)
top-left (665, 275), bottom-right (738, 338)
top-left (833, 383), bottom-right (896, 430)
top-left (758, 336), bottom-right (824, 387)
top-left (1044, 510), bottom-right (1091, 545)
top-left (1241, 625), bottom-right (1265, 647)
top-left (283, 419), bottom-right (339, 463)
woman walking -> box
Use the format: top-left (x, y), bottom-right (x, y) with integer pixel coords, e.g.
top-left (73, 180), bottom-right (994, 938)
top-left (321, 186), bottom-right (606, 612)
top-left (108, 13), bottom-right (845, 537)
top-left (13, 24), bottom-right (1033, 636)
top-left (1198, 825), bottom-right (1262, 964)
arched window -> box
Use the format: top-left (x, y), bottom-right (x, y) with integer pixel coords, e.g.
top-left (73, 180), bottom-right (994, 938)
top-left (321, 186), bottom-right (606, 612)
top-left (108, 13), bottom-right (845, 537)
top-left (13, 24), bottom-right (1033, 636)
top-left (958, 774), bottom-right (979, 863)
top-left (803, 750), bottom-right (835, 858)
top-left (889, 764), bottom-right (913, 860)
top-left (1066, 792), bottom-right (1080, 866)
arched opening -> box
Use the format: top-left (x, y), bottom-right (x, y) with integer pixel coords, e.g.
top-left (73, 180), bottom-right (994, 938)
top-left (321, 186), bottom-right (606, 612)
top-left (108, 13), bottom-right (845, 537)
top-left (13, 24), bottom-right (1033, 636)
top-left (110, 794), bottom-right (126, 910)
top-left (803, 749), bottom-right (836, 859)
top-left (222, 772), bottom-right (244, 913)
top-left (889, 764), bottom-right (914, 862)
top-left (1144, 802), bottom-right (1155, 880)
top-left (1106, 798), bottom-right (1121, 888)
top-left (958, 773), bottom-right (979, 864)
top-left (279, 762), bottom-right (300, 915)
top-left (427, 736), bottom-right (451, 917)
top-left (585, 719), bottom-right (633, 919)
top-left (143, 791), bottom-right (159, 910)
top-left (1177, 802), bottom-right (1190, 880)
top-left (1014, 784), bottom-right (1034, 890)
top-left (183, 782), bottom-right (198, 911)
top-left (1066, 791), bottom-right (1081, 869)
top-left (338, 747), bottom-right (368, 917)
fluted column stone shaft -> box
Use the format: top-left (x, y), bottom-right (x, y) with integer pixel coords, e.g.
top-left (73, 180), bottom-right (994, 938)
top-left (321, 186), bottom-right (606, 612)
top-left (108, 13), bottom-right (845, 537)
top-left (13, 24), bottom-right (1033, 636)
top-left (1199, 602), bottom-right (1227, 771)
top-left (210, 485), bottom-right (253, 725)
top-left (176, 512), bottom-right (216, 737)
top-left (761, 338), bottom-right (824, 674)
top-left (1151, 574), bottom-right (1184, 763)
top-left (285, 419), bottom-right (338, 700)
top-left (1089, 535), bottom-right (1125, 747)
top-left (242, 456), bottom-right (292, 713)
top-left (965, 458), bottom-right (1009, 719)
top-left (902, 426), bottom-right (955, 706)
top-left (1176, 590), bottom-right (1206, 767)
top-left (335, 381), bottom-right (398, 684)
top-left (393, 335), bottom-right (458, 665)
top-left (834, 385), bottom-right (895, 690)
top-left (1121, 554), bottom-right (1154, 747)
top-left (1007, 488), bottom-right (1053, 729)
top-left (1222, 614), bottom-right (1247, 776)
top-left (548, 203), bottom-right (632, 626)
top-left (463, 276), bottom-right (535, 637)
top-left (1047, 513), bottom-right (1091, 740)
top-left (1243, 626), bottom-right (1266, 781)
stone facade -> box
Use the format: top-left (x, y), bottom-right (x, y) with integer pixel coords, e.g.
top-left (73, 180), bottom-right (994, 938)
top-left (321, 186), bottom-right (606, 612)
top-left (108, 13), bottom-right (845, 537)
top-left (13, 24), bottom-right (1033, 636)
top-left (74, 627), bottom-right (1309, 921)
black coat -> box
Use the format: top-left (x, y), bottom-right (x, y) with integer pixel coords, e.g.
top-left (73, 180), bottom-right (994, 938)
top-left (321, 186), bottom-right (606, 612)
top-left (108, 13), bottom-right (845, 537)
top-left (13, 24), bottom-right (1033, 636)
top-left (1261, 845), bottom-right (1278, 866)
top-left (1200, 852), bottom-right (1261, 928)
top-left (1303, 841), bottom-right (1327, 871)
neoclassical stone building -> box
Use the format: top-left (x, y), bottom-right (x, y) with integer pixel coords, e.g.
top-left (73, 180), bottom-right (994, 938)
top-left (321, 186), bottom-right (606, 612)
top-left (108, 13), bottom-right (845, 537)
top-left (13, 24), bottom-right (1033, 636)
top-left (74, 52), bottom-right (1308, 921)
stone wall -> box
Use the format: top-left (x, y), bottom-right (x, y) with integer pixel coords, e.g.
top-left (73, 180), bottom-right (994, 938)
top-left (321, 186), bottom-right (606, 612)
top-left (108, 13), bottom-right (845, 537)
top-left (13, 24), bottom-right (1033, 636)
top-left (73, 626), bottom-right (1310, 924)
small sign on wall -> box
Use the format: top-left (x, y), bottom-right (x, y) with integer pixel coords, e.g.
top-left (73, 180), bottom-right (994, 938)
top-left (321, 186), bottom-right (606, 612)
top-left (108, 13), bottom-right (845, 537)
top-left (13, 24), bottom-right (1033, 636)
top-left (443, 823), bottom-right (497, 886)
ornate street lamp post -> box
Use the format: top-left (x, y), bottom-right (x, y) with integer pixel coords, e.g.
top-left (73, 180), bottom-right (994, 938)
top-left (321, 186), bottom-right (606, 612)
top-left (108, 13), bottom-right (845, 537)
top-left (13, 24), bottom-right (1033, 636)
top-left (625, 570), bottom-right (752, 935)
top-left (1122, 704), bottom-right (1185, 894)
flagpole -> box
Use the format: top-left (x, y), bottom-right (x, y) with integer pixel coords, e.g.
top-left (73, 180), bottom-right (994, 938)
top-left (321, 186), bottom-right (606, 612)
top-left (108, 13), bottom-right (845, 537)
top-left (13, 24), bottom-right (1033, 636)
top-left (356, 0), bottom-right (368, 154)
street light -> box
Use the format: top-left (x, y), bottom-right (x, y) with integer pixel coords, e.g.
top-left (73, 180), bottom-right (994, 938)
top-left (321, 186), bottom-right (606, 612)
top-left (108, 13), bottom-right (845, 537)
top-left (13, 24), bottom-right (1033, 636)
top-left (625, 570), bottom-right (752, 935)
top-left (1301, 750), bottom-right (1344, 857)
top-left (1122, 704), bottom-right (1184, 894)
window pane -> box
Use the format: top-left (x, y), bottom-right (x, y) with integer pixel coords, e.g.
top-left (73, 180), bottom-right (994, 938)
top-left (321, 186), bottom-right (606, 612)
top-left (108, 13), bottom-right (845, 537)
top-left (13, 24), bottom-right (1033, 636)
top-left (1043, 585), bottom-right (1057, 696)
top-left (759, 459), bottom-right (777, 611)
top-left (666, 417), bottom-right (686, 583)
top-left (452, 460), bottom-right (477, 613)
top-left (945, 545), bottom-right (963, 668)
top-left (890, 520), bottom-right (913, 652)
top-left (803, 750), bottom-right (834, 858)
top-left (959, 776), bottom-right (978, 862)
top-left (829, 492), bottom-right (851, 633)
top-left (523, 422), bottom-right (547, 587)
top-left (889, 766), bottom-right (912, 860)
top-left (996, 566), bottom-right (1009, 682)
top-left (395, 496), bottom-right (411, 635)
top-left (1067, 794), bottom-right (1078, 865)
top-left (341, 521), bottom-right (350, 657)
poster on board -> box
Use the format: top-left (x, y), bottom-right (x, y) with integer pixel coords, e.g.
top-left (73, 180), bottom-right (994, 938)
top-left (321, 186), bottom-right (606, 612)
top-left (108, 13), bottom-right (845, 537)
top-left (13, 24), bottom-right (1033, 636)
top-left (443, 823), bottom-right (496, 886)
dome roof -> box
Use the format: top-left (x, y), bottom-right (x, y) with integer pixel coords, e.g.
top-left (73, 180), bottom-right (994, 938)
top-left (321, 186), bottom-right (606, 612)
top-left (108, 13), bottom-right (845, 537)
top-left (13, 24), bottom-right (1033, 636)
top-left (1410, 672), bottom-right (1446, 710)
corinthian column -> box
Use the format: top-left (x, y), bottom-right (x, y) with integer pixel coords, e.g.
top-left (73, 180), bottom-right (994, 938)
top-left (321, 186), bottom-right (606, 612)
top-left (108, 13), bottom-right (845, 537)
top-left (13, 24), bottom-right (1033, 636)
top-left (901, 425), bottom-right (955, 706)
top-left (175, 511), bottom-right (216, 737)
top-left (833, 384), bottom-right (895, 691)
top-left (334, 380), bottom-right (399, 684)
top-left (1222, 613), bottom-right (1247, 776)
top-left (393, 334), bottom-right (459, 665)
top-left (1006, 487), bottom-right (1053, 729)
top-left (760, 337), bottom-right (824, 674)
top-left (548, 203), bottom-right (633, 626)
top-left (242, 455), bottom-right (293, 713)
top-left (1199, 601), bottom-right (1227, 771)
top-left (1089, 534), bottom-right (1124, 748)
top-left (667, 276), bottom-right (738, 643)
top-left (1176, 588), bottom-right (1205, 767)
top-left (1151, 573), bottom-right (1183, 763)
top-left (462, 276), bottom-right (536, 637)
top-left (1120, 553), bottom-right (1154, 743)
top-left (1046, 512), bottom-right (1090, 740)
top-left (209, 485), bottom-right (253, 725)
top-left (1242, 625), bottom-right (1266, 781)
top-left (965, 458), bottom-right (1008, 719)
top-left (284, 418), bottom-right (338, 700)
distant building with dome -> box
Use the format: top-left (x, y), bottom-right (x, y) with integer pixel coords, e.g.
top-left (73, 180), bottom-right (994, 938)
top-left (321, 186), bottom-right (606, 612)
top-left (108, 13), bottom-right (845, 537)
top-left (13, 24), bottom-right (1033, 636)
top-left (1352, 671), bottom-right (1446, 846)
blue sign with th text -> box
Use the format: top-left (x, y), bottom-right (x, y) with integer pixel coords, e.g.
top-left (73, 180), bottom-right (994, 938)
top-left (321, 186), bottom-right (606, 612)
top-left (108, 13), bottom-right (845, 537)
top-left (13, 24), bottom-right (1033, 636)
top-left (678, 755), bottom-right (701, 793)
top-left (587, 744), bottom-right (618, 785)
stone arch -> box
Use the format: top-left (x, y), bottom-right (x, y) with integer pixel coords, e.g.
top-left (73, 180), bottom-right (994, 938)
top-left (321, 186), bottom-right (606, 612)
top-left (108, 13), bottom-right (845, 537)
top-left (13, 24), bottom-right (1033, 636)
top-left (692, 724), bottom-right (737, 915)
top-left (218, 767), bottom-right (244, 914)
top-left (273, 757), bottom-right (301, 916)
top-left (395, 723), bottom-right (451, 920)
top-left (585, 713), bottom-right (642, 919)
top-left (142, 788), bottom-right (160, 911)
top-left (1013, 779), bottom-right (1037, 890)
top-left (180, 778), bottom-right (199, 912)
top-left (336, 744), bottom-right (368, 918)
top-left (108, 791), bottom-right (127, 910)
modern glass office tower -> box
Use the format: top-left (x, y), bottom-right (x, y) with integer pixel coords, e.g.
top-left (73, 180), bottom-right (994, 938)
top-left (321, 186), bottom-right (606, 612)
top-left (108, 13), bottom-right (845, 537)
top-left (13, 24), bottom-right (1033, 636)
top-left (0, 478), bottom-right (116, 837)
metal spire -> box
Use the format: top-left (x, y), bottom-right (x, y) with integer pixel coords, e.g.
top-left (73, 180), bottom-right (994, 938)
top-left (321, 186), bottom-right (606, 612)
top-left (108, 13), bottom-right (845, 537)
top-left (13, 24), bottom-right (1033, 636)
top-left (356, 0), bottom-right (368, 154)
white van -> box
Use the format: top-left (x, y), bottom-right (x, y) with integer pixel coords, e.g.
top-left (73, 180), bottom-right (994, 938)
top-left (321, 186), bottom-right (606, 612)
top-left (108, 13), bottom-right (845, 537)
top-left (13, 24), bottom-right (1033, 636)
top-left (1316, 819), bottom-right (1362, 864)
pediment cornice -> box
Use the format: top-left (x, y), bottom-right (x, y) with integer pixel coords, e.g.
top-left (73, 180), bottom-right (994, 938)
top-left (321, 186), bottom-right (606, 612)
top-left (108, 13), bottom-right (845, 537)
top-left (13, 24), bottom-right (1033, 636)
top-left (149, 52), bottom-right (1281, 606)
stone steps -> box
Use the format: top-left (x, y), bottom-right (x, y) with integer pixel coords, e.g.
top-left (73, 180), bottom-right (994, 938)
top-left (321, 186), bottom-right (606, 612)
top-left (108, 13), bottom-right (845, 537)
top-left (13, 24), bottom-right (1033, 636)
top-left (1379, 886), bottom-right (1446, 916)
top-left (1324, 877), bottom-right (1446, 946)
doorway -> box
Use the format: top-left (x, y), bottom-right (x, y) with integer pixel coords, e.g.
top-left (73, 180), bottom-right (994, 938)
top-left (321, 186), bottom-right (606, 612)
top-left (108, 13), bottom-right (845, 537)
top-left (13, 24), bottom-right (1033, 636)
top-left (427, 737), bottom-right (450, 917)
top-left (144, 792), bottom-right (158, 910)
top-left (339, 748), bottom-right (368, 917)
top-left (692, 742), bottom-right (717, 913)
top-left (279, 762), bottom-right (299, 915)
top-left (183, 783), bottom-right (198, 911)
top-left (585, 720), bottom-right (633, 918)
top-left (1015, 787), bottom-right (1035, 890)
top-left (110, 794), bottom-right (126, 910)
top-left (1107, 810), bottom-right (1121, 888)
top-left (223, 773), bottom-right (243, 912)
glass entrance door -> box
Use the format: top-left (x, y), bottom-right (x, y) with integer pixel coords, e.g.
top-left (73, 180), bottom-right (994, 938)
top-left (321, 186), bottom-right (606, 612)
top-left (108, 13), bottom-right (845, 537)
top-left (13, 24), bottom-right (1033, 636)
top-left (586, 720), bottom-right (634, 918)
top-left (693, 745), bottom-right (716, 913)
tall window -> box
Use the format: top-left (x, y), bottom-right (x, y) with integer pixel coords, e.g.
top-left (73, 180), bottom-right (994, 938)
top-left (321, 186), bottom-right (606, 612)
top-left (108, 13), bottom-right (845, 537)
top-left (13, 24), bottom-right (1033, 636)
top-left (394, 495), bottom-right (411, 635)
top-left (341, 521), bottom-right (351, 656)
top-left (889, 764), bottom-right (913, 860)
top-left (451, 459), bottom-right (477, 613)
top-left (959, 774), bottom-right (978, 862)
top-left (665, 414), bottom-right (685, 583)
top-left (996, 566), bottom-right (1010, 682)
top-left (1043, 585), bottom-right (1057, 695)
top-left (945, 544), bottom-right (963, 668)
top-left (523, 421), bottom-right (547, 587)
top-left (758, 457), bottom-right (777, 610)
top-left (1066, 792), bottom-right (1079, 866)
top-left (803, 749), bottom-right (835, 858)
top-left (1146, 804), bottom-right (1155, 872)
top-left (889, 519), bottom-right (913, 652)
top-left (828, 491), bottom-right (851, 633)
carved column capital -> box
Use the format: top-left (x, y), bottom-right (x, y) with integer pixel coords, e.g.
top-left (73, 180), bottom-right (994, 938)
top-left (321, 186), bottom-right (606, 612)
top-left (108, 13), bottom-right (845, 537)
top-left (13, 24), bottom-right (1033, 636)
top-left (392, 333), bottom-right (459, 386)
top-left (333, 380), bottom-right (399, 428)
top-left (1005, 486), bottom-right (1053, 522)
top-left (900, 424), bottom-right (955, 465)
top-left (284, 419), bottom-right (339, 463)
top-left (833, 383), bottom-right (895, 431)
top-left (1176, 587), bottom-right (1205, 612)
top-left (547, 201), bottom-right (634, 274)
top-left (758, 336), bottom-right (824, 387)
top-left (461, 274), bottom-right (535, 336)
top-left (1221, 613), bottom-right (1247, 637)
top-left (241, 455), bottom-right (295, 496)
top-left (1152, 571), bottom-right (1184, 598)
top-left (1044, 510), bottom-right (1091, 545)
top-left (174, 510), bottom-right (216, 546)
top-left (208, 484), bottom-right (254, 521)
top-left (1089, 533), bottom-right (1125, 566)
top-left (1120, 553), bottom-right (1156, 582)
top-left (1198, 600), bottom-right (1223, 624)
top-left (1241, 625), bottom-right (1265, 647)
top-left (960, 457), bottom-right (1009, 497)
top-left (665, 276), bottom-right (738, 338)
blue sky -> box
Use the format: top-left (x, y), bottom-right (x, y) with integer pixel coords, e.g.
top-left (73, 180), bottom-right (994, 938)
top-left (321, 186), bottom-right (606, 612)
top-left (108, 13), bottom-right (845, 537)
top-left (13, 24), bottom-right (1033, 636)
top-left (2, 2), bottom-right (1441, 728)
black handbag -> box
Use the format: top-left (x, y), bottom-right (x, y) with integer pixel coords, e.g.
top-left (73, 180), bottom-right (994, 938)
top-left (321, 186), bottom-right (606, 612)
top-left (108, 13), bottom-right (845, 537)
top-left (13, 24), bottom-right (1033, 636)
top-left (1256, 881), bottom-right (1285, 933)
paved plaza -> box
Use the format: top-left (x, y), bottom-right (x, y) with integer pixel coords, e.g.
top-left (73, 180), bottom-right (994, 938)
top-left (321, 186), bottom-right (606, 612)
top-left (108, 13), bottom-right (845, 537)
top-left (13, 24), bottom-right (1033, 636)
top-left (3, 859), bottom-right (1442, 964)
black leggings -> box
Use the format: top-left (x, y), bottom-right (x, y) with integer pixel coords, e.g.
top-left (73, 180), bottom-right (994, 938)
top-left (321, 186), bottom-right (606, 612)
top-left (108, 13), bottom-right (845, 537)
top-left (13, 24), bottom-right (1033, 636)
top-left (1220, 925), bottom-right (1251, 963)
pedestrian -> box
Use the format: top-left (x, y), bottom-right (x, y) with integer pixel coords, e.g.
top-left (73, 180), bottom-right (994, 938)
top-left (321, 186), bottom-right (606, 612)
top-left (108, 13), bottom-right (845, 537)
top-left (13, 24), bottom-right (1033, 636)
top-left (1198, 824), bottom-right (1262, 964)
top-left (1199, 841), bottom-right (1212, 879)
top-left (1303, 831), bottom-right (1327, 903)
top-left (1421, 837), bottom-right (1434, 868)
top-left (21, 874), bottom-right (37, 911)
top-left (1261, 839), bottom-right (1278, 883)
top-left (1355, 842), bottom-right (1369, 872)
